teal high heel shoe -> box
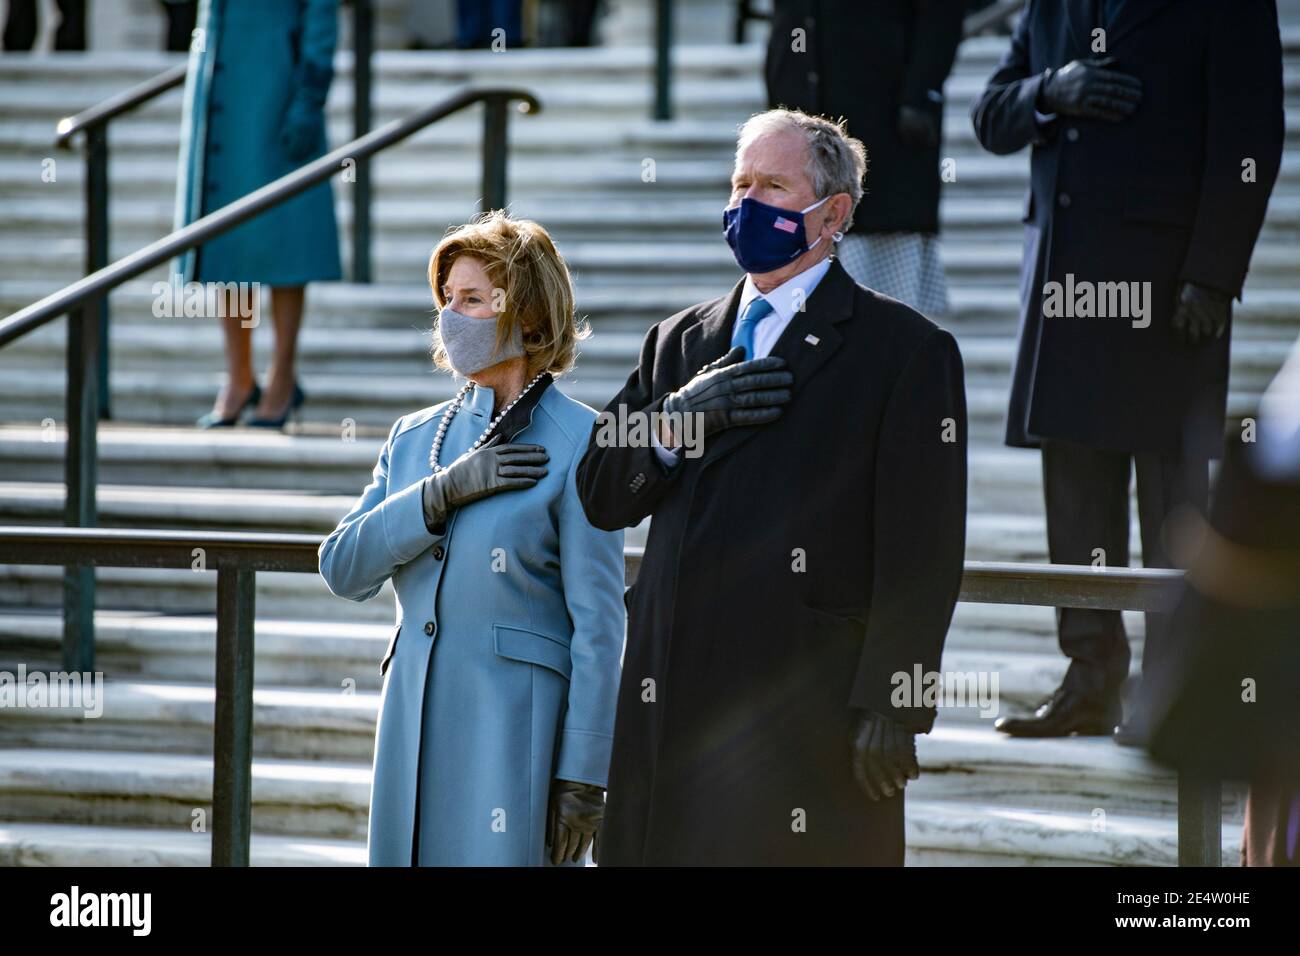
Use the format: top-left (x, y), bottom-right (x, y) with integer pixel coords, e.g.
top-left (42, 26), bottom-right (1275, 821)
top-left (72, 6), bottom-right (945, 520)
top-left (196, 382), bottom-right (261, 429)
top-left (246, 381), bottom-right (305, 430)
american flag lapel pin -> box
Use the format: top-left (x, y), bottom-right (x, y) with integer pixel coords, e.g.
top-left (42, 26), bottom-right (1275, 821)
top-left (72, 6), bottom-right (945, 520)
top-left (773, 216), bottom-right (798, 233)
top-left (805, 334), bottom-right (820, 346)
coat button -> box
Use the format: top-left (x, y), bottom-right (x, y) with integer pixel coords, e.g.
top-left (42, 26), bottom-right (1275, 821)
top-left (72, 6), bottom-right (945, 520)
top-left (1057, 193), bottom-right (1072, 208)
top-left (432, 545), bottom-right (445, 560)
top-left (424, 621), bottom-right (435, 636)
top-left (1065, 127), bottom-right (1079, 142)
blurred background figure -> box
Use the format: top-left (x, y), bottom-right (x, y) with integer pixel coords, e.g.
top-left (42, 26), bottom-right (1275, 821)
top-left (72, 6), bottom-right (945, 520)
top-left (971, 0), bottom-right (1284, 741)
top-left (157, 0), bottom-right (198, 52)
top-left (764, 0), bottom-right (964, 318)
top-left (455, 0), bottom-right (523, 49)
top-left (1142, 334), bottom-right (1300, 866)
top-left (173, 0), bottom-right (343, 430)
top-left (404, 0), bottom-right (602, 50)
top-left (3, 0), bottom-right (84, 50)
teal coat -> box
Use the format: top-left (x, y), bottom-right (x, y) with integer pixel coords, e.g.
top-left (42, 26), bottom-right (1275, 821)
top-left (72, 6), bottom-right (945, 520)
top-left (319, 381), bottom-right (626, 866)
top-left (173, 0), bottom-right (342, 285)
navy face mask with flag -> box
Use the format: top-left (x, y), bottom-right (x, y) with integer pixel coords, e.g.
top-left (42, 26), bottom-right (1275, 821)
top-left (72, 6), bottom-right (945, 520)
top-left (722, 194), bottom-right (830, 275)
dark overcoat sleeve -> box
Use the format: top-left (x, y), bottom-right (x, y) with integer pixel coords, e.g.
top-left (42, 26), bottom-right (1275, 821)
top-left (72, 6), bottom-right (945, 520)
top-left (576, 321), bottom-right (685, 532)
top-left (1178, 0), bottom-right (1284, 300)
top-left (969, 0), bottom-right (1054, 156)
top-left (848, 327), bottom-right (967, 734)
top-left (900, 0), bottom-right (965, 110)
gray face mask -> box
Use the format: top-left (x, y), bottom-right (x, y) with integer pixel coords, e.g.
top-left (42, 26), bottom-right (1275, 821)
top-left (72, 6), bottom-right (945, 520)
top-left (435, 305), bottom-right (525, 376)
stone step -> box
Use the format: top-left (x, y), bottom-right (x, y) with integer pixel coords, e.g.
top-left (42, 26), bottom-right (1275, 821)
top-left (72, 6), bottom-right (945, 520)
top-left (5, 191), bottom-right (1300, 251)
top-left (0, 673), bottom-right (1238, 823)
top-left (7, 231), bottom-right (1300, 288)
top-left (0, 427), bottom-right (1061, 512)
top-left (914, 721), bottom-right (1246, 821)
top-left (0, 742), bottom-right (1243, 866)
top-left (0, 809), bottom-right (1241, 867)
top-left (8, 151), bottom-right (1300, 208)
top-left (0, 677), bottom-right (379, 762)
top-left (3, 280), bottom-right (1295, 342)
top-left (0, 821), bottom-right (365, 866)
top-left (0, 426), bottom-right (1228, 525)
top-left (0, 748), bottom-right (371, 839)
top-left (0, 598), bottom-right (1127, 694)
top-left (0, 476), bottom-right (1158, 561)
top-left (904, 799), bottom-right (1242, 866)
top-left (0, 311), bottom-right (1290, 384)
top-left (0, 365), bottom-right (1276, 440)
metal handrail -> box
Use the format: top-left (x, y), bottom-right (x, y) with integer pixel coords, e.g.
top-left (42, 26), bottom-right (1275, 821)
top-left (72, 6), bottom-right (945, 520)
top-left (0, 84), bottom-right (541, 681)
top-left (54, 63), bottom-right (189, 149)
top-left (0, 525), bottom-right (1217, 867)
top-left (2, 87), bottom-right (541, 345)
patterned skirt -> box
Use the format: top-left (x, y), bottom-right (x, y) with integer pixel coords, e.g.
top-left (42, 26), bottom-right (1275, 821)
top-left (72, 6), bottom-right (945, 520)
top-left (835, 232), bottom-right (949, 319)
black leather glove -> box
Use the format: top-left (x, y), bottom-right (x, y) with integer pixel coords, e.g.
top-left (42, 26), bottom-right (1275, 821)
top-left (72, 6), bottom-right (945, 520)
top-left (546, 779), bottom-right (604, 865)
top-left (660, 346), bottom-right (793, 446)
top-left (421, 433), bottom-right (547, 530)
top-left (898, 103), bottom-right (940, 149)
top-left (1171, 281), bottom-right (1231, 345)
top-left (850, 710), bottom-right (920, 801)
top-left (1037, 57), bottom-right (1142, 122)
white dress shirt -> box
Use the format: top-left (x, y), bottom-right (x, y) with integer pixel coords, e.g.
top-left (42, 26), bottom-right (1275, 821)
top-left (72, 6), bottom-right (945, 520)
top-left (652, 255), bottom-right (834, 465)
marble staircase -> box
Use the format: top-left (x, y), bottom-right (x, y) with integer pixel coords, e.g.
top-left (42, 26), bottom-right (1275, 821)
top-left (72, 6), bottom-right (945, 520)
top-left (1, 12), bottom-right (1292, 864)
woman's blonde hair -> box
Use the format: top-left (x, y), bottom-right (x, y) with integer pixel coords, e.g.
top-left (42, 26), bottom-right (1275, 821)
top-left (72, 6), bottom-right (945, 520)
top-left (428, 210), bottom-right (588, 377)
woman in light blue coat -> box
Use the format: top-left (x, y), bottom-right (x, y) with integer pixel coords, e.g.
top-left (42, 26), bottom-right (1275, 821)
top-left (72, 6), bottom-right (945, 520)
top-left (319, 212), bottom-right (625, 866)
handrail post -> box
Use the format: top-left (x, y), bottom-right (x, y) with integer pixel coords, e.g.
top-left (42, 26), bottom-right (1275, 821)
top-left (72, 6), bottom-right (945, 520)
top-left (653, 0), bottom-right (673, 120)
top-left (351, 0), bottom-right (373, 283)
top-left (85, 125), bottom-right (111, 420)
top-left (1178, 773), bottom-right (1223, 865)
top-left (212, 565), bottom-right (256, 867)
top-left (480, 96), bottom-right (509, 213)
top-left (63, 300), bottom-right (99, 672)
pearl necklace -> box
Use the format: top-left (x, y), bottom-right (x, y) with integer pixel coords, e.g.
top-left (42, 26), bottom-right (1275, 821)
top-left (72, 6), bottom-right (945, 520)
top-left (428, 371), bottom-right (548, 473)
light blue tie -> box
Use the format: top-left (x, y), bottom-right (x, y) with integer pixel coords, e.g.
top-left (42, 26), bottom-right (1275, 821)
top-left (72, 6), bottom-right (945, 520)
top-left (731, 296), bottom-right (774, 359)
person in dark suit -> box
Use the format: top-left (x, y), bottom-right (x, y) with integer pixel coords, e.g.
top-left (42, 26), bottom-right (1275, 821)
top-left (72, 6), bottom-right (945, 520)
top-left (577, 109), bottom-right (968, 865)
top-left (765, 0), bottom-right (965, 317)
top-left (1140, 335), bottom-right (1300, 866)
top-left (969, 0), bottom-right (1284, 739)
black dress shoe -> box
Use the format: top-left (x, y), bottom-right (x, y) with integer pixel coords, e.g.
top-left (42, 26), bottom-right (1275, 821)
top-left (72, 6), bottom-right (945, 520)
top-left (1112, 720), bottom-right (1149, 748)
top-left (994, 682), bottom-right (1122, 738)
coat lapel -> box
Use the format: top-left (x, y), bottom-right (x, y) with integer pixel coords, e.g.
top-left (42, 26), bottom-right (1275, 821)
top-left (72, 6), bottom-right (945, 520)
top-left (1064, 0), bottom-right (1097, 58)
top-left (698, 258), bottom-right (855, 468)
top-left (680, 276), bottom-right (746, 378)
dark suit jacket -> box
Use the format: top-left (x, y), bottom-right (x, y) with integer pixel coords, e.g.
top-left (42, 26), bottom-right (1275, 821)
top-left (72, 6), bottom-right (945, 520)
top-left (970, 0), bottom-right (1284, 456)
top-left (576, 258), bottom-right (967, 865)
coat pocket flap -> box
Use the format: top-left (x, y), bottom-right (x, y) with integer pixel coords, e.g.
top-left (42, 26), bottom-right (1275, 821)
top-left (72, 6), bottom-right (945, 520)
top-left (492, 624), bottom-right (572, 681)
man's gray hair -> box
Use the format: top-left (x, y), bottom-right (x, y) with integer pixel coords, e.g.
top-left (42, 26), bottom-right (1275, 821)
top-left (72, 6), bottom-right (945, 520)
top-left (736, 108), bottom-right (868, 232)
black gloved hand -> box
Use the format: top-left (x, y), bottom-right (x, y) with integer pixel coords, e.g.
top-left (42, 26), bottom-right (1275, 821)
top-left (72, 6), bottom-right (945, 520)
top-left (422, 433), bottom-right (547, 529)
top-left (660, 346), bottom-right (793, 446)
top-left (1037, 57), bottom-right (1142, 122)
top-left (850, 710), bottom-right (920, 801)
top-left (1171, 281), bottom-right (1231, 345)
top-left (546, 778), bottom-right (604, 865)
top-left (898, 104), bottom-right (940, 149)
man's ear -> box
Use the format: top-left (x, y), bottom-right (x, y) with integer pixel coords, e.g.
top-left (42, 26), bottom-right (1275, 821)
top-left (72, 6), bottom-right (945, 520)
top-left (821, 193), bottom-right (852, 237)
